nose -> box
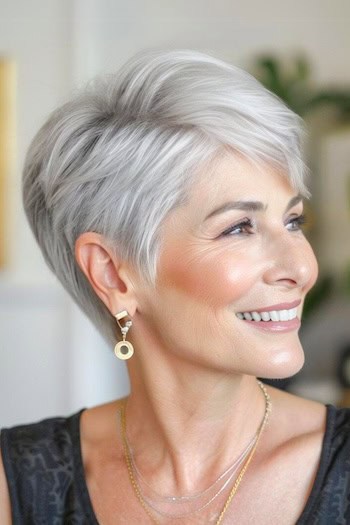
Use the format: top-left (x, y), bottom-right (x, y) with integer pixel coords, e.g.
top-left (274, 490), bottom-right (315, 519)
top-left (262, 231), bottom-right (318, 291)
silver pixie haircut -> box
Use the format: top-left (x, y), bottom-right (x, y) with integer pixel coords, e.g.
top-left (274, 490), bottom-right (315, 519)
top-left (23, 49), bottom-right (310, 346)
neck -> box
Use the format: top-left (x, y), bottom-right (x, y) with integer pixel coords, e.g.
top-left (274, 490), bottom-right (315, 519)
top-left (125, 349), bottom-right (267, 495)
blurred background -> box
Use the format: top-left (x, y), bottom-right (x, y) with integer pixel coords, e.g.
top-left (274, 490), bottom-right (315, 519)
top-left (1, 0), bottom-right (350, 427)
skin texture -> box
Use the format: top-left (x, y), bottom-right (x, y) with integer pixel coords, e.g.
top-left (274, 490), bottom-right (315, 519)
top-left (133, 153), bottom-right (318, 380)
top-left (0, 153), bottom-right (324, 524)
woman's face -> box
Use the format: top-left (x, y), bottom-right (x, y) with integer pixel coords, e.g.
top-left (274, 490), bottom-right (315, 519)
top-left (136, 153), bottom-right (318, 379)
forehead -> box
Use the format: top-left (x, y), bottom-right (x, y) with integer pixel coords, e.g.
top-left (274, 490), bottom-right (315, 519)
top-left (186, 153), bottom-right (296, 220)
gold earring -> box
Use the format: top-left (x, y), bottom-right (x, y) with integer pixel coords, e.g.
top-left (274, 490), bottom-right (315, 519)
top-left (114, 310), bottom-right (134, 360)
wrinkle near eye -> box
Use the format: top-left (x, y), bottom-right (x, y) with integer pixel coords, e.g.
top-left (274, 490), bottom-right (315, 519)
top-left (185, 242), bottom-right (226, 266)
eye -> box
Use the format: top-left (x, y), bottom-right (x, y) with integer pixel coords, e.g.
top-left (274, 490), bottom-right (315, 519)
top-left (286, 213), bottom-right (308, 232)
top-left (221, 218), bottom-right (254, 236)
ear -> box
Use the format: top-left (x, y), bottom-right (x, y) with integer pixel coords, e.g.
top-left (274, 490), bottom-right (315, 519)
top-left (74, 232), bottom-right (138, 317)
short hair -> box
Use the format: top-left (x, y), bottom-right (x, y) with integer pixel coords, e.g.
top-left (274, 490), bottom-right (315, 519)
top-left (22, 49), bottom-right (310, 347)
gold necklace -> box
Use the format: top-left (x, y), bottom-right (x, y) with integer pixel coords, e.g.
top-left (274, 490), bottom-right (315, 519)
top-left (120, 380), bottom-right (272, 524)
top-left (126, 424), bottom-right (258, 503)
top-left (125, 436), bottom-right (256, 519)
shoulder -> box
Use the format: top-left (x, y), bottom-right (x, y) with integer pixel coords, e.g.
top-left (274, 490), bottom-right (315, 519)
top-left (266, 384), bottom-right (350, 447)
top-left (80, 398), bottom-right (125, 449)
top-left (298, 404), bottom-right (350, 524)
top-left (264, 384), bottom-right (328, 445)
top-left (322, 403), bottom-right (350, 469)
top-left (327, 402), bottom-right (350, 436)
top-left (1, 410), bottom-right (82, 438)
top-left (263, 385), bottom-right (350, 469)
top-left (79, 399), bottom-right (125, 471)
top-left (265, 385), bottom-right (350, 523)
top-left (0, 410), bottom-right (85, 523)
top-left (1, 410), bottom-right (84, 471)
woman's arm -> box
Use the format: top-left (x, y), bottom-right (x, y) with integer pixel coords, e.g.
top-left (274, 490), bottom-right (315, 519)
top-left (0, 445), bottom-right (12, 524)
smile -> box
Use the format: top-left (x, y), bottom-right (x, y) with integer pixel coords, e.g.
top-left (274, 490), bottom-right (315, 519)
top-left (236, 307), bottom-right (298, 322)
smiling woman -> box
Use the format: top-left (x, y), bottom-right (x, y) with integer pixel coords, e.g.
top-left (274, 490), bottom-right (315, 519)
top-left (151, 156), bottom-right (318, 383)
top-left (1, 49), bottom-right (350, 525)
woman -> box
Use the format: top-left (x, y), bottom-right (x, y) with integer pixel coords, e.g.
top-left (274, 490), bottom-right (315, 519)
top-left (1, 49), bottom-right (349, 524)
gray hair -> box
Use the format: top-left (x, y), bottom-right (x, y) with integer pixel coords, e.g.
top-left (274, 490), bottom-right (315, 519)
top-left (22, 49), bottom-right (310, 347)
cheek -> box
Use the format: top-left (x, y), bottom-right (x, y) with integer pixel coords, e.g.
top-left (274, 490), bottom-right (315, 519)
top-left (159, 245), bottom-right (257, 307)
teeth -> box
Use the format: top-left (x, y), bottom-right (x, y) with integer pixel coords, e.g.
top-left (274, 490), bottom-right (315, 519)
top-left (279, 310), bottom-right (289, 321)
top-left (270, 311), bottom-right (279, 321)
top-left (236, 307), bottom-right (298, 322)
top-left (289, 308), bottom-right (297, 320)
top-left (251, 312), bottom-right (261, 322)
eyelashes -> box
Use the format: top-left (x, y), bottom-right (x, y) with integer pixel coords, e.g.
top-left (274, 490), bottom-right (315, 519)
top-left (221, 218), bottom-right (254, 236)
top-left (221, 213), bottom-right (308, 237)
top-left (290, 213), bottom-right (308, 230)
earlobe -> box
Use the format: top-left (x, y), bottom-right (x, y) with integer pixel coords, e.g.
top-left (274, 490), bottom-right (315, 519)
top-left (74, 232), bottom-right (137, 316)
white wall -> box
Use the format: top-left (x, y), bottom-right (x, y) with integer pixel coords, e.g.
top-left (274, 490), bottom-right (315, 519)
top-left (1, 0), bottom-right (71, 282)
top-left (1, 0), bottom-right (350, 426)
top-left (0, 0), bottom-right (129, 427)
top-left (84, 0), bottom-right (350, 84)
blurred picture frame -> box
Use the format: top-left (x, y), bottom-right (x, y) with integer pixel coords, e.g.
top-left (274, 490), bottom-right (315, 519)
top-left (0, 58), bottom-right (16, 270)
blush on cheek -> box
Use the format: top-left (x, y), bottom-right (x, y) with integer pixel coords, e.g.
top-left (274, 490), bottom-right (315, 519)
top-left (160, 249), bottom-right (256, 307)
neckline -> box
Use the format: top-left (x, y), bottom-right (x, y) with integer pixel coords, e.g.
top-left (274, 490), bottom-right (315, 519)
top-left (71, 403), bottom-right (335, 524)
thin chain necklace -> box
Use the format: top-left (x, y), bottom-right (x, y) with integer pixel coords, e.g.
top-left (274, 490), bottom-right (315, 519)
top-left (132, 446), bottom-right (255, 519)
top-left (120, 380), bottom-right (272, 525)
top-left (125, 435), bottom-right (257, 519)
top-left (126, 427), bottom-right (258, 502)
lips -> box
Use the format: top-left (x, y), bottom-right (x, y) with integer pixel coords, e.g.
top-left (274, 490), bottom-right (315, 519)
top-left (241, 316), bottom-right (301, 333)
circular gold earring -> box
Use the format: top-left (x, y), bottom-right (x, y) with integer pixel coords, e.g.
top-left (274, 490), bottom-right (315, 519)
top-left (114, 310), bottom-right (134, 360)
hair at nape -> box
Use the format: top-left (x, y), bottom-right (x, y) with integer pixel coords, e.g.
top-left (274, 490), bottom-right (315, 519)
top-left (22, 49), bottom-right (310, 347)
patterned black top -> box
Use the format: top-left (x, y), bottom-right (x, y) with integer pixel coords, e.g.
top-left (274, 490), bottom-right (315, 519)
top-left (1, 404), bottom-right (350, 524)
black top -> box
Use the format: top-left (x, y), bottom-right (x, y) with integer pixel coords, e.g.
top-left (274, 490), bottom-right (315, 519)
top-left (1, 404), bottom-right (350, 524)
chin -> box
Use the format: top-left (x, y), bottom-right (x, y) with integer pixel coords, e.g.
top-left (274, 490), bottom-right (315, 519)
top-left (256, 344), bottom-right (305, 381)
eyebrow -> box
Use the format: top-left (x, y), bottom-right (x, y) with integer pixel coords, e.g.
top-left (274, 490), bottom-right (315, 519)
top-left (204, 193), bottom-right (304, 221)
